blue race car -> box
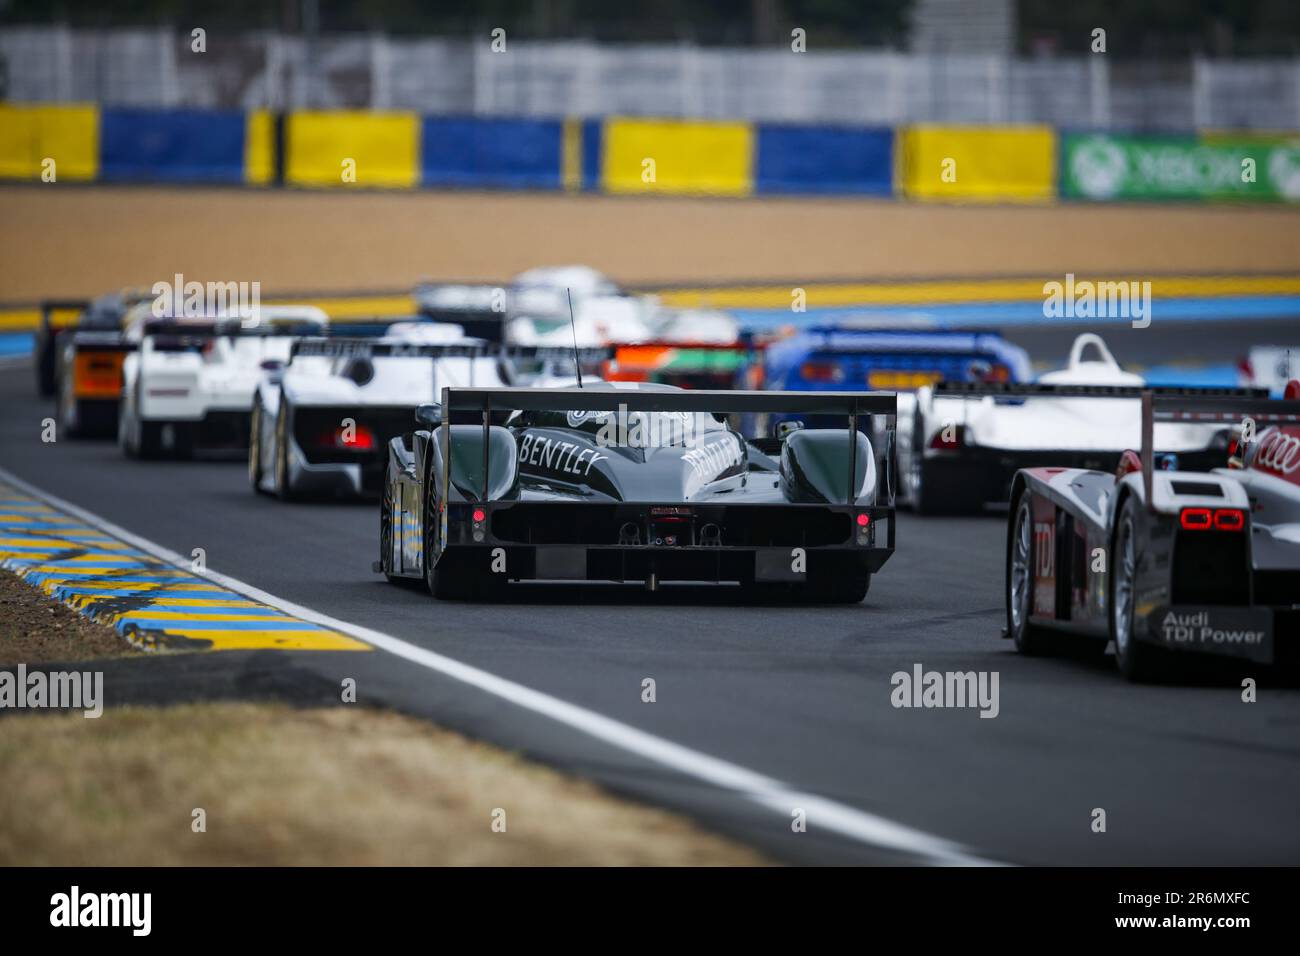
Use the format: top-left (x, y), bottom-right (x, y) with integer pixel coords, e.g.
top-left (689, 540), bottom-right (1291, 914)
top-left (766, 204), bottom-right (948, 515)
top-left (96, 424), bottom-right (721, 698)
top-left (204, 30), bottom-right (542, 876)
top-left (755, 327), bottom-right (1031, 394)
top-left (745, 327), bottom-right (1028, 436)
top-left (736, 328), bottom-right (1030, 507)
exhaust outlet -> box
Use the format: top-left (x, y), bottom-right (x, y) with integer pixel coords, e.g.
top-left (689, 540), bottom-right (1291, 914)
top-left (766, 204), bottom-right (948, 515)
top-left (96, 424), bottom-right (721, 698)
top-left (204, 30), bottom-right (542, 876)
top-left (699, 523), bottom-right (722, 547)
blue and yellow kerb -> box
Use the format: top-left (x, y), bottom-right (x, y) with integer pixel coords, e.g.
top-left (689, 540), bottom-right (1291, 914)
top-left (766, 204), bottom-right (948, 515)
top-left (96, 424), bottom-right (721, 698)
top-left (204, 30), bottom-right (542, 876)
top-left (0, 482), bottom-right (368, 653)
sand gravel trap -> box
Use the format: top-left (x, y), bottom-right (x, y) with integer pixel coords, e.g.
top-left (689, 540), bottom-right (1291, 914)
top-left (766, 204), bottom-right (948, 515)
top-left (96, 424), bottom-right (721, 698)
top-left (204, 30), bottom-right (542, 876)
top-left (2, 185), bottom-right (1298, 301)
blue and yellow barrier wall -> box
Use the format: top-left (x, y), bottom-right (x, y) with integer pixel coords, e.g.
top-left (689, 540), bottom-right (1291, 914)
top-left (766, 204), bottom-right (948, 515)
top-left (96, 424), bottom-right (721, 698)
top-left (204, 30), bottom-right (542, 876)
top-left (11, 103), bottom-right (1290, 204)
top-left (0, 105), bottom-right (901, 196)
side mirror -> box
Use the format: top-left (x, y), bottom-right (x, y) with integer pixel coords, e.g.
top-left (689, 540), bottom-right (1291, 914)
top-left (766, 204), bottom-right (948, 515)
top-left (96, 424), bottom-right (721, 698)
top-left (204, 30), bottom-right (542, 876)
top-left (775, 419), bottom-right (805, 441)
top-left (415, 403), bottom-right (443, 429)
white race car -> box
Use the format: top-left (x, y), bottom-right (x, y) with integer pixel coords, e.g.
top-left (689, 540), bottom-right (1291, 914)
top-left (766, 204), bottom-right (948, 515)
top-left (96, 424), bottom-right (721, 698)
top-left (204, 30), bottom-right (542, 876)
top-left (1239, 345), bottom-right (1298, 396)
top-left (414, 265), bottom-right (626, 345)
top-left (250, 321), bottom-right (511, 499)
top-left (118, 305), bottom-right (328, 459)
top-left (505, 294), bottom-right (657, 347)
top-left (901, 333), bottom-right (1249, 514)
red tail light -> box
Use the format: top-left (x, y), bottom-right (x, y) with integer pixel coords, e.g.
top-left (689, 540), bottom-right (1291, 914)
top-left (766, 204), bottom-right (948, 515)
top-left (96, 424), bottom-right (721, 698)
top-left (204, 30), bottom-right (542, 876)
top-left (1213, 508), bottom-right (1244, 531)
top-left (856, 513), bottom-right (870, 527)
top-left (799, 361), bottom-right (842, 384)
top-left (472, 508), bottom-right (486, 523)
top-left (1180, 507), bottom-right (1244, 531)
top-left (929, 427), bottom-right (963, 450)
top-left (322, 424), bottom-right (376, 451)
top-left (976, 363), bottom-right (1011, 383)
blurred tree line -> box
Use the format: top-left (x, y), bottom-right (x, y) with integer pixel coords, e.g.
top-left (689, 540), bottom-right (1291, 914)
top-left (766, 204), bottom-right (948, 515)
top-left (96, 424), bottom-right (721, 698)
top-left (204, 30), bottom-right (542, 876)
top-left (2, 0), bottom-right (1296, 54)
top-left (0, 0), bottom-right (909, 44)
top-left (1020, 0), bottom-right (1300, 56)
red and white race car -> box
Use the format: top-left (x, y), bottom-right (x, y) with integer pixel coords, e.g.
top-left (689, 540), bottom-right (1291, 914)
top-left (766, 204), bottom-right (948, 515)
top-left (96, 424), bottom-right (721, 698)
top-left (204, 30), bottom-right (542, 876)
top-left (1004, 382), bottom-right (1300, 681)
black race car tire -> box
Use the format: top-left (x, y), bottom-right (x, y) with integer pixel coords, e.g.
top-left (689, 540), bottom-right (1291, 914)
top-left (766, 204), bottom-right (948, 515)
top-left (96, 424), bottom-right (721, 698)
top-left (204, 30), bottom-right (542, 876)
top-left (379, 481), bottom-right (413, 586)
top-left (249, 402), bottom-right (266, 492)
top-left (1008, 493), bottom-right (1051, 655)
top-left (275, 398), bottom-right (298, 501)
top-left (136, 421), bottom-right (165, 460)
top-left (422, 483), bottom-right (501, 601)
top-left (36, 339), bottom-right (57, 397)
top-left (171, 422), bottom-right (195, 460)
top-left (57, 387), bottom-right (81, 439)
top-left (1110, 494), bottom-right (1168, 682)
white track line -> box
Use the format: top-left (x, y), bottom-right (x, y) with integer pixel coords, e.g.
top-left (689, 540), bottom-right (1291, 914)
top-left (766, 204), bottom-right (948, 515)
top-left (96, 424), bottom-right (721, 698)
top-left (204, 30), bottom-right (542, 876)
top-left (0, 464), bottom-right (1000, 866)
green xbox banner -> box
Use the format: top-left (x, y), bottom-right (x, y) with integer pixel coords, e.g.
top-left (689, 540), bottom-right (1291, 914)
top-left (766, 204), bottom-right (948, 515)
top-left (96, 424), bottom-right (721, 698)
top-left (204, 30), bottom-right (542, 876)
top-left (1063, 133), bottom-right (1300, 201)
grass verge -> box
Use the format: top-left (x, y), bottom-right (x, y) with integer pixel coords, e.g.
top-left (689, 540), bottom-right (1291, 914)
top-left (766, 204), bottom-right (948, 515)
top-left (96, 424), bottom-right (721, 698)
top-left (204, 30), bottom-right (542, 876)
top-left (0, 702), bottom-right (767, 865)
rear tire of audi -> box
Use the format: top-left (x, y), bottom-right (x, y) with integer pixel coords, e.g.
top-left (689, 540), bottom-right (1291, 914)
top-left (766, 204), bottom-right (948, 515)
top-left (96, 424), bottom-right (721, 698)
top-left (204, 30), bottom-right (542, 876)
top-left (1008, 494), bottom-right (1050, 655)
top-left (1111, 496), bottom-right (1165, 682)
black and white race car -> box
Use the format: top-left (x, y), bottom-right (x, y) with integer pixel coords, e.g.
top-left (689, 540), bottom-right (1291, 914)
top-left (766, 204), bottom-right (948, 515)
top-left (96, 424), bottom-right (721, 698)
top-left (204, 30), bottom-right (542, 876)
top-left (1005, 384), bottom-right (1300, 680)
top-left (376, 383), bottom-right (896, 602)
top-left (251, 322), bottom-right (505, 499)
top-left (904, 334), bottom-right (1241, 514)
top-left (251, 320), bottom-right (610, 500)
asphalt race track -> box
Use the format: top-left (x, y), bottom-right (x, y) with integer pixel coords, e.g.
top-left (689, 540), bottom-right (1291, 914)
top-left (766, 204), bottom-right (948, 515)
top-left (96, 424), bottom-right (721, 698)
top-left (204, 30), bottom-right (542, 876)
top-left (2, 358), bottom-right (1298, 866)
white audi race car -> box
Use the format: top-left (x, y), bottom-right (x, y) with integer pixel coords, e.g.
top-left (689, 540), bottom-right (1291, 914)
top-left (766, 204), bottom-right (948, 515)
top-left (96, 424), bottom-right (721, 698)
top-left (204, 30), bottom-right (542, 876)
top-left (1005, 383), bottom-right (1300, 681)
top-left (250, 322), bottom-right (513, 499)
top-left (901, 333), bottom-right (1249, 514)
top-left (118, 306), bottom-right (328, 459)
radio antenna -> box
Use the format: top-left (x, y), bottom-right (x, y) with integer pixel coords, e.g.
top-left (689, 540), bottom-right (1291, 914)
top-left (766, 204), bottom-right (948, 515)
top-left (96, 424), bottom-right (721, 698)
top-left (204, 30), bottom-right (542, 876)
top-left (567, 287), bottom-right (584, 388)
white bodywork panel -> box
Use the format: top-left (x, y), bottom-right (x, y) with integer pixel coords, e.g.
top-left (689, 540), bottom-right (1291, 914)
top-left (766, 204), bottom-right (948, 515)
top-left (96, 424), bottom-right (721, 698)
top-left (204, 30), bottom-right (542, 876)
top-left (122, 306), bottom-right (328, 425)
top-left (254, 323), bottom-right (509, 496)
top-left (916, 333), bottom-right (1225, 454)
